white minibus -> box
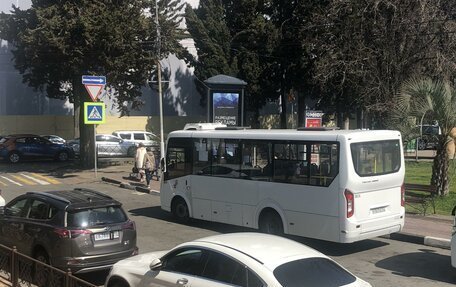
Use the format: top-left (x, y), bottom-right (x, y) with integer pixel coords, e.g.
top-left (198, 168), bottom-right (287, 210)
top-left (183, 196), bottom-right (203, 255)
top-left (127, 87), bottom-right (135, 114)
top-left (160, 125), bottom-right (405, 243)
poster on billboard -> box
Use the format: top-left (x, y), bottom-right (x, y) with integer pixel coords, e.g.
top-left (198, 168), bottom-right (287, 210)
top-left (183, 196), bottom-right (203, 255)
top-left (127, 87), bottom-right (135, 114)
top-left (213, 92), bottom-right (239, 126)
top-left (305, 110), bottom-right (324, 127)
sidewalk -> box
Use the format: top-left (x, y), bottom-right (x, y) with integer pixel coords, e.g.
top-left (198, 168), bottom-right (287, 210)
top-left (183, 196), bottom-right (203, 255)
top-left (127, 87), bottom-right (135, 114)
top-left (95, 162), bottom-right (454, 249)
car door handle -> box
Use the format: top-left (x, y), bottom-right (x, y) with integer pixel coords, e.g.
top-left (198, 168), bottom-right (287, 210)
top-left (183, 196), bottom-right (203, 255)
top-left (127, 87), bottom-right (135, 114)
top-left (176, 278), bottom-right (188, 285)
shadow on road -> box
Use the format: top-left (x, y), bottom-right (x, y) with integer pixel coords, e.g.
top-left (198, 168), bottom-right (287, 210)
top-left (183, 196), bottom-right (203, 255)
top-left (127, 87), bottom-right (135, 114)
top-left (129, 206), bottom-right (389, 257)
top-left (376, 249), bottom-right (456, 284)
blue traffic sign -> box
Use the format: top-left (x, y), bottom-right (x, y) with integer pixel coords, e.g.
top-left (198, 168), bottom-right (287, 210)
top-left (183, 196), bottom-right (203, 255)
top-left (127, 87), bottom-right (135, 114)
top-left (84, 102), bottom-right (106, 124)
top-left (82, 75), bottom-right (106, 85)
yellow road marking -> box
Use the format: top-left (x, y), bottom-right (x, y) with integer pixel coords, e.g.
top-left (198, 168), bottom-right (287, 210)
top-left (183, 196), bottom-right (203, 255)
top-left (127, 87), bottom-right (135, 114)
top-left (10, 175), bottom-right (37, 185)
top-left (30, 173), bottom-right (61, 184)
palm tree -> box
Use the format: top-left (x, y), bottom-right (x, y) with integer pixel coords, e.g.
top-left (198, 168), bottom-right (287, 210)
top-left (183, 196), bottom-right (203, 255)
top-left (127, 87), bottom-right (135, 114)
top-left (395, 78), bottom-right (456, 195)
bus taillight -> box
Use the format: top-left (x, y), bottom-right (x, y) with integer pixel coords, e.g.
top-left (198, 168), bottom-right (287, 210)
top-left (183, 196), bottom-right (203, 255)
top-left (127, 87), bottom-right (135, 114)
top-left (344, 189), bottom-right (354, 218)
top-left (401, 183), bottom-right (405, 207)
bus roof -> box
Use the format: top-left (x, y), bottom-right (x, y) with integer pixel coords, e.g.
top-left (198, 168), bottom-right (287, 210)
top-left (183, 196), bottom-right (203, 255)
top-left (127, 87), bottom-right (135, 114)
top-left (168, 128), bottom-right (402, 142)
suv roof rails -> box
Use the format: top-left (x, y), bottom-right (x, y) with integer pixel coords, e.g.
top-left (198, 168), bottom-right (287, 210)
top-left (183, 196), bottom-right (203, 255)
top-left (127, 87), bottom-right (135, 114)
top-left (214, 126), bottom-right (251, 130)
top-left (72, 188), bottom-right (113, 199)
top-left (297, 127), bottom-right (340, 131)
top-left (26, 191), bottom-right (71, 204)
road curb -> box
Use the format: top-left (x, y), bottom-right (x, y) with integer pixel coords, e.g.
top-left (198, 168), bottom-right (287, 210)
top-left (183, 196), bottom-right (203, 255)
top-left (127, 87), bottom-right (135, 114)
top-left (385, 232), bottom-right (450, 249)
top-left (101, 177), bottom-right (122, 185)
top-left (102, 176), bottom-right (160, 195)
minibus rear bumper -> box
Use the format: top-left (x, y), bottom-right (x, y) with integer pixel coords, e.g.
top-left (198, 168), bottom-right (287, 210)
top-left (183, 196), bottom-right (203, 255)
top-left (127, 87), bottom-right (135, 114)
top-left (340, 213), bottom-right (404, 243)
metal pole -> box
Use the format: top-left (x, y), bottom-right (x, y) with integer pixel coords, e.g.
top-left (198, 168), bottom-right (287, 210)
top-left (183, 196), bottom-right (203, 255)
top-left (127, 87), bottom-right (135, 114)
top-left (94, 125), bottom-right (98, 178)
top-left (155, 0), bottom-right (165, 162)
top-left (158, 61), bottom-right (165, 161)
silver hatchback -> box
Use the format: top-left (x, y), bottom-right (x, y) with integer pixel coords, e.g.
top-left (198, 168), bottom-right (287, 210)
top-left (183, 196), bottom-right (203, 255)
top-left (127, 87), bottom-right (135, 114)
top-left (0, 188), bottom-right (137, 274)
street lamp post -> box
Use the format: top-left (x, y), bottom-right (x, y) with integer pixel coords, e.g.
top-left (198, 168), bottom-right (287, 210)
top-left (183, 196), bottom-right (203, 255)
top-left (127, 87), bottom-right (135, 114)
top-left (154, 0), bottom-right (165, 162)
top-left (157, 61), bottom-right (165, 161)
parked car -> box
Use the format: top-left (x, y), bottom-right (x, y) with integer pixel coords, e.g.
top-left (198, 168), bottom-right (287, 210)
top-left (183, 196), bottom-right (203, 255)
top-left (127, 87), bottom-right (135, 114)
top-left (0, 134), bottom-right (74, 163)
top-left (105, 233), bottom-right (371, 287)
top-left (0, 188), bottom-right (137, 274)
top-left (67, 137), bottom-right (80, 156)
top-left (42, 135), bottom-right (66, 144)
top-left (68, 135), bottom-right (137, 157)
top-left (112, 130), bottom-right (159, 150)
top-left (416, 124), bottom-right (441, 150)
top-left (451, 206), bottom-right (456, 268)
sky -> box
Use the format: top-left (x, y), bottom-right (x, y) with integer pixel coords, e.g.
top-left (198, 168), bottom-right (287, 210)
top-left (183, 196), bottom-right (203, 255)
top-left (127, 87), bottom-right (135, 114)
top-left (0, 0), bottom-right (198, 13)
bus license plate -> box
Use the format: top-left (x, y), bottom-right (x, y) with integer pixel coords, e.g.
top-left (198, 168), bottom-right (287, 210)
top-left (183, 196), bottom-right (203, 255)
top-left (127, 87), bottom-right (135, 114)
top-left (371, 207), bottom-right (386, 214)
top-left (94, 231), bottom-right (120, 241)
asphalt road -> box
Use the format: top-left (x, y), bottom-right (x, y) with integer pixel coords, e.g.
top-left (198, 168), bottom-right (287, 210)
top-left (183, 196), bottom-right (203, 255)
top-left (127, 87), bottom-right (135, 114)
top-left (0, 175), bottom-right (455, 286)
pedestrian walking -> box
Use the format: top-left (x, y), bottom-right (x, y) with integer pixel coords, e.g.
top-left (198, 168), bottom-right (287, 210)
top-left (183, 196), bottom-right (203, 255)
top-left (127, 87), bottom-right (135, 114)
top-left (144, 147), bottom-right (155, 188)
top-left (135, 143), bottom-right (147, 182)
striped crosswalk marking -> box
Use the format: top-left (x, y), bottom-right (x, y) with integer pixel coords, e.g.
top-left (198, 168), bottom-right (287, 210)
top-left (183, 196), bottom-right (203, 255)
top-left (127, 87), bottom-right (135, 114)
top-left (30, 173), bottom-right (61, 185)
top-left (0, 180), bottom-right (6, 186)
top-left (10, 175), bottom-right (37, 185)
top-left (20, 173), bottom-right (50, 185)
top-left (0, 176), bottom-right (23, 186)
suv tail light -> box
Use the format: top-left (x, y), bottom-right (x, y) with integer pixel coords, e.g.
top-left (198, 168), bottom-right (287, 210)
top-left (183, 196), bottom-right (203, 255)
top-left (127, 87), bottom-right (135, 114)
top-left (344, 189), bottom-right (354, 218)
top-left (122, 220), bottom-right (136, 230)
top-left (401, 183), bottom-right (405, 207)
top-left (53, 228), bottom-right (92, 238)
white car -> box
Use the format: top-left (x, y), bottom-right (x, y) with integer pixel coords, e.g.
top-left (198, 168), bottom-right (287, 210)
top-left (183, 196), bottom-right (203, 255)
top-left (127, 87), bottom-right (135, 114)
top-left (0, 190), bottom-right (4, 207)
top-left (112, 131), bottom-right (159, 149)
top-left (105, 233), bottom-right (371, 287)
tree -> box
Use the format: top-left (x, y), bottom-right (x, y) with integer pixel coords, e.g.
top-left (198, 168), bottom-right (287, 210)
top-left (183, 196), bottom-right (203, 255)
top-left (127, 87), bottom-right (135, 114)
top-left (184, 0), bottom-right (237, 107)
top-left (0, 0), bottom-right (184, 168)
top-left (302, 0), bottom-right (456, 129)
top-left (395, 78), bottom-right (456, 196)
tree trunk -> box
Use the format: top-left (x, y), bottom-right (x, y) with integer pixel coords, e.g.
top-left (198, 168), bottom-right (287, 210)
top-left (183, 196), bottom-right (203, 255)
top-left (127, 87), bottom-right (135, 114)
top-left (280, 93), bottom-right (287, 129)
top-left (431, 136), bottom-right (450, 196)
top-left (74, 77), bottom-right (96, 169)
top-left (343, 113), bottom-right (350, 130)
top-left (297, 92), bottom-right (306, 127)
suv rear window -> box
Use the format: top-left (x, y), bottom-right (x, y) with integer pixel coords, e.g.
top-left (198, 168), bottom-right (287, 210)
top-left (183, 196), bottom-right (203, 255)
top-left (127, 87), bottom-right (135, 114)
top-left (67, 206), bottom-right (127, 228)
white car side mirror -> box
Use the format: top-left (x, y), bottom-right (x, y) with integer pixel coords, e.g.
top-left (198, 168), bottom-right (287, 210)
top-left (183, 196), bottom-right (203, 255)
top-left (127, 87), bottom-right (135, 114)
top-left (149, 258), bottom-right (162, 271)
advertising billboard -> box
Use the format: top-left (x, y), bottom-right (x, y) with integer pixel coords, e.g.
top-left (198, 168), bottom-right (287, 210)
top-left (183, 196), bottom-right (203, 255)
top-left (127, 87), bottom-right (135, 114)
top-left (213, 92), bottom-right (239, 126)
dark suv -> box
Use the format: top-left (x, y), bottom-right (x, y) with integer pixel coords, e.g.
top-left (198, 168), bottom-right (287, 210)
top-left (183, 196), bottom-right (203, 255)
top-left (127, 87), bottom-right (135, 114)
top-left (0, 188), bottom-right (137, 273)
top-left (417, 125), bottom-right (440, 150)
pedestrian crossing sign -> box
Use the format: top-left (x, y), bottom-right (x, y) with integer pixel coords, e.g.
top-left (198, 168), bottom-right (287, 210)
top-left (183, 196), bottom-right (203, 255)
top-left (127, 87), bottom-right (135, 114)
top-left (84, 102), bottom-right (106, 124)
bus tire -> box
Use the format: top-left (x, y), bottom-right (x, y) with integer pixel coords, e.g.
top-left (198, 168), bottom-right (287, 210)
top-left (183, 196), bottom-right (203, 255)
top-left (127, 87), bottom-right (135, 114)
top-left (172, 198), bottom-right (190, 223)
top-left (259, 210), bottom-right (284, 236)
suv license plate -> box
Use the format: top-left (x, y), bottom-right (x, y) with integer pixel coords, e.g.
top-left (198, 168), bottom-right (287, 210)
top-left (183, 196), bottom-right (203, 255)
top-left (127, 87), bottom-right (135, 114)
top-left (94, 231), bottom-right (120, 241)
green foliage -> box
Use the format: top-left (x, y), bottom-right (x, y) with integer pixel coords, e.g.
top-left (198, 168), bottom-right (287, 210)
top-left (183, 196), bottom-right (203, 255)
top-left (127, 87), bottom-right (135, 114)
top-left (396, 78), bottom-right (456, 195)
top-left (0, 0), bottom-right (185, 167)
top-left (0, 0), bottom-right (185, 114)
top-left (405, 161), bottom-right (456, 215)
